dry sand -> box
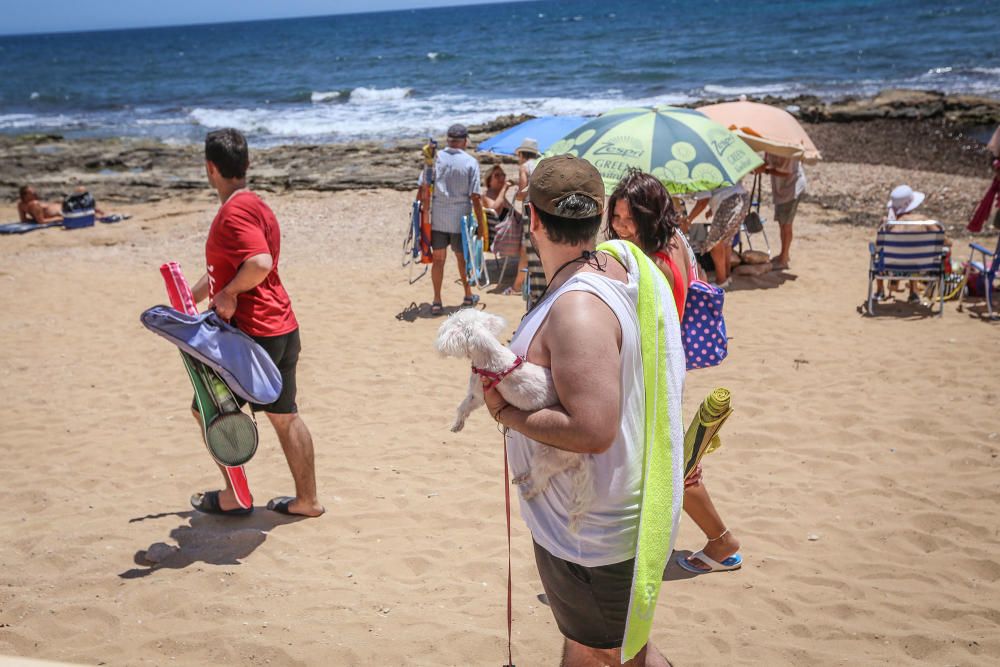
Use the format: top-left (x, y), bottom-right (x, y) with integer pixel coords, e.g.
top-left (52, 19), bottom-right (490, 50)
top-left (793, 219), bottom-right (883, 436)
top-left (1, 165), bottom-right (999, 666)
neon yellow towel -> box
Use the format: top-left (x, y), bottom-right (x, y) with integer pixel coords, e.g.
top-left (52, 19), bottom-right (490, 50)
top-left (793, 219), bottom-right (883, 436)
top-left (597, 240), bottom-right (685, 662)
top-left (684, 388), bottom-right (733, 476)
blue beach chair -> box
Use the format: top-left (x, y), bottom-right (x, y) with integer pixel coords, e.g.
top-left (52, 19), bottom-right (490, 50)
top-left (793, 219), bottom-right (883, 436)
top-left (461, 214), bottom-right (490, 288)
top-left (960, 235), bottom-right (1000, 319)
top-left (866, 221), bottom-right (948, 316)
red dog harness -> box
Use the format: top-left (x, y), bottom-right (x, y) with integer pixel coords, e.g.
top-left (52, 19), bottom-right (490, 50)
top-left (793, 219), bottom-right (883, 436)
top-left (472, 356), bottom-right (525, 391)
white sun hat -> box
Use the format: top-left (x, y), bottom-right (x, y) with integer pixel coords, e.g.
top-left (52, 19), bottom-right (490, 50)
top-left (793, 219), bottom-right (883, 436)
top-left (887, 184), bottom-right (925, 220)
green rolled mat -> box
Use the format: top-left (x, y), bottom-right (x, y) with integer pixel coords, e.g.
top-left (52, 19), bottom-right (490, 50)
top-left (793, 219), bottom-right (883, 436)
top-left (683, 388), bottom-right (733, 477)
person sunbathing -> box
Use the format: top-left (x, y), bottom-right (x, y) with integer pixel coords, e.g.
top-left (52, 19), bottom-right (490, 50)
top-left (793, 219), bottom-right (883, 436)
top-left (17, 185), bottom-right (63, 224)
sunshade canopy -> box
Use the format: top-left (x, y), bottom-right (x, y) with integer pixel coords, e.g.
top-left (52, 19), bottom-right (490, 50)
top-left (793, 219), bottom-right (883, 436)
top-left (476, 115), bottom-right (589, 156)
top-left (697, 100), bottom-right (821, 163)
top-left (543, 106), bottom-right (763, 195)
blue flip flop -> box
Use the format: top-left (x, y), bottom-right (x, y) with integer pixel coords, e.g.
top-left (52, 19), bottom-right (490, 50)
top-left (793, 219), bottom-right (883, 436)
top-left (676, 550), bottom-right (742, 574)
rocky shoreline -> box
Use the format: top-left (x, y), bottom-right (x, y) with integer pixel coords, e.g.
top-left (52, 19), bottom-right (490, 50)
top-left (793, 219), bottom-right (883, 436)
top-left (2, 89), bottom-right (997, 212)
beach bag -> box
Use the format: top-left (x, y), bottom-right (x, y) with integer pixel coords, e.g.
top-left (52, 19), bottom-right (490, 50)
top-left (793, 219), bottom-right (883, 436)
top-left (966, 266), bottom-right (989, 297)
top-left (743, 172), bottom-right (764, 233)
top-left (681, 280), bottom-right (728, 370)
top-left (492, 210), bottom-right (522, 258)
top-left (62, 190), bottom-right (96, 213)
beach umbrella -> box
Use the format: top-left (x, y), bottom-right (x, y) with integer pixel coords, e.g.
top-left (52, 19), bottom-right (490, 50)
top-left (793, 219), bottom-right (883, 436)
top-left (683, 387), bottom-right (733, 476)
top-left (476, 115), bottom-right (589, 156)
top-left (697, 100), bottom-right (821, 163)
top-left (543, 106), bottom-right (763, 194)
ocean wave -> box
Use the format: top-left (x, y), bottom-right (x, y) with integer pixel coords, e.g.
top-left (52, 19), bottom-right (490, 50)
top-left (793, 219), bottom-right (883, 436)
top-left (182, 89), bottom-right (704, 144)
top-left (6, 75), bottom-right (997, 147)
top-left (0, 112), bottom-right (78, 129)
top-left (702, 83), bottom-right (798, 97)
top-left (135, 117), bottom-right (185, 126)
top-left (347, 86), bottom-right (413, 103)
top-left (921, 65), bottom-right (1000, 79)
top-left (308, 87), bottom-right (413, 105)
top-left (310, 90), bottom-right (346, 103)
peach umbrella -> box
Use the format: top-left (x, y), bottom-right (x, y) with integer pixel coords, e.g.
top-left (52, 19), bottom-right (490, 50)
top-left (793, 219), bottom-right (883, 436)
top-left (697, 100), bottom-right (821, 163)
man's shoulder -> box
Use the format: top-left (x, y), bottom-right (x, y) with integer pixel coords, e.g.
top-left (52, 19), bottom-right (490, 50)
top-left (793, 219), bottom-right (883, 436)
top-left (443, 148), bottom-right (478, 167)
top-left (549, 287), bottom-right (622, 329)
top-left (220, 192), bottom-right (275, 223)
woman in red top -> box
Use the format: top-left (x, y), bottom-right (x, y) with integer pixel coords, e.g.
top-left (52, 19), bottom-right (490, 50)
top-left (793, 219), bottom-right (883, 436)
top-left (606, 169), bottom-right (696, 316)
top-left (605, 170), bottom-right (743, 574)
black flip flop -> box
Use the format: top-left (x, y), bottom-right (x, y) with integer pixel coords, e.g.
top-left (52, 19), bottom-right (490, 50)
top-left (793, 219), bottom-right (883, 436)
top-left (190, 490), bottom-right (253, 516)
top-left (266, 496), bottom-right (297, 515)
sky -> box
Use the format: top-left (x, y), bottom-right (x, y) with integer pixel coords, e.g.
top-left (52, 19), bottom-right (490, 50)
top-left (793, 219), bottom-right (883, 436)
top-left (1, 0), bottom-right (531, 36)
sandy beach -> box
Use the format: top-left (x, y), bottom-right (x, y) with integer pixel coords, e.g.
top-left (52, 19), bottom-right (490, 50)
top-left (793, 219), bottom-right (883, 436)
top-left (1, 148), bottom-right (999, 666)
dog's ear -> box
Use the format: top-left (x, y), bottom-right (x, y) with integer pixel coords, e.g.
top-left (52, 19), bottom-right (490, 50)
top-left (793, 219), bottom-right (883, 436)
top-left (434, 316), bottom-right (469, 357)
top-left (484, 312), bottom-right (507, 337)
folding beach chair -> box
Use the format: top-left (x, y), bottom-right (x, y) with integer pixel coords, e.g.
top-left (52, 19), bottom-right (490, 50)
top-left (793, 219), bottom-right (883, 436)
top-left (487, 204), bottom-right (523, 286)
top-left (461, 214), bottom-right (490, 288)
top-left (866, 220), bottom-right (948, 316)
top-left (959, 234), bottom-right (1000, 319)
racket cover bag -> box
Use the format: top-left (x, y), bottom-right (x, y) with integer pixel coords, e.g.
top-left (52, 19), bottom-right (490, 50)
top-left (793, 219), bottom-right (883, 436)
top-left (141, 305), bottom-right (282, 405)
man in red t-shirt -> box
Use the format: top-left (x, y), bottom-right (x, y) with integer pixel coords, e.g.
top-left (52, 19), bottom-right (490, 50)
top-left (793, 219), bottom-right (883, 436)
top-left (189, 128), bottom-right (324, 518)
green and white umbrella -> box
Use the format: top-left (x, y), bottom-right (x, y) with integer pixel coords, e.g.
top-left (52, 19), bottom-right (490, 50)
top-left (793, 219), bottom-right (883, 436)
top-left (544, 106), bottom-right (763, 194)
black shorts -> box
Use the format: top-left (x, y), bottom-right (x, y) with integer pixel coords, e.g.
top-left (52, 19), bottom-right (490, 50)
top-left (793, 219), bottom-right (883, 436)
top-left (533, 540), bottom-right (635, 650)
top-left (431, 230), bottom-right (463, 252)
top-left (192, 328), bottom-right (301, 415)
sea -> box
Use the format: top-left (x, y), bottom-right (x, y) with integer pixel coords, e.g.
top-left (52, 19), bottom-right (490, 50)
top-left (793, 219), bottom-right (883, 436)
top-left (1, 0), bottom-right (998, 146)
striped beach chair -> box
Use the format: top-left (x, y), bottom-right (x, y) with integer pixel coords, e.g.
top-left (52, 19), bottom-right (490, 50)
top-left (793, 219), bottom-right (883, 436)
top-left (866, 220), bottom-right (948, 316)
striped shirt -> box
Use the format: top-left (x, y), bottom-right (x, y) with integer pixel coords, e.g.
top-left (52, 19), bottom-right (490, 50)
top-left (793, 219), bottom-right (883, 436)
top-left (421, 147), bottom-right (480, 234)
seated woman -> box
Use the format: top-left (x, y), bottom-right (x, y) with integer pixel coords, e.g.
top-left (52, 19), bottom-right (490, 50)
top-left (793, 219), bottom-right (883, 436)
top-left (17, 185), bottom-right (64, 224)
top-left (605, 169), bottom-right (742, 573)
top-left (482, 165), bottom-right (513, 239)
top-left (876, 185), bottom-right (950, 303)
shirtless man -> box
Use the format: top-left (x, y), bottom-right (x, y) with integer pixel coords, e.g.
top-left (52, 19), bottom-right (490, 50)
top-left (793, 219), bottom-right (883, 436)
top-left (17, 186), bottom-right (63, 224)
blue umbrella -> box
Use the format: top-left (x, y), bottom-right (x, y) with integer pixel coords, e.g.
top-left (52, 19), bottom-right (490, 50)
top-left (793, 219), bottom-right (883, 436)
top-left (476, 115), bottom-right (589, 156)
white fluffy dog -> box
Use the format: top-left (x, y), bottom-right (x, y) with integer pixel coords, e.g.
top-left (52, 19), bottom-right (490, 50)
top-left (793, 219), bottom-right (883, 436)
top-left (434, 308), bottom-right (594, 531)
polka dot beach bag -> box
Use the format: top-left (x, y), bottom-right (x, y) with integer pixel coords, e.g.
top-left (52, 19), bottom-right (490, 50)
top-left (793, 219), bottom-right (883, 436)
top-left (681, 280), bottom-right (728, 370)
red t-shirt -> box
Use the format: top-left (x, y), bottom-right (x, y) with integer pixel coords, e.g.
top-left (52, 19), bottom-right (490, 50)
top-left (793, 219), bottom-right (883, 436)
top-left (205, 191), bottom-right (298, 337)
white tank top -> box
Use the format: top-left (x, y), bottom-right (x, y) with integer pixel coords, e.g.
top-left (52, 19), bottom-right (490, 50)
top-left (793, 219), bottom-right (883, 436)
top-left (506, 265), bottom-right (645, 566)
